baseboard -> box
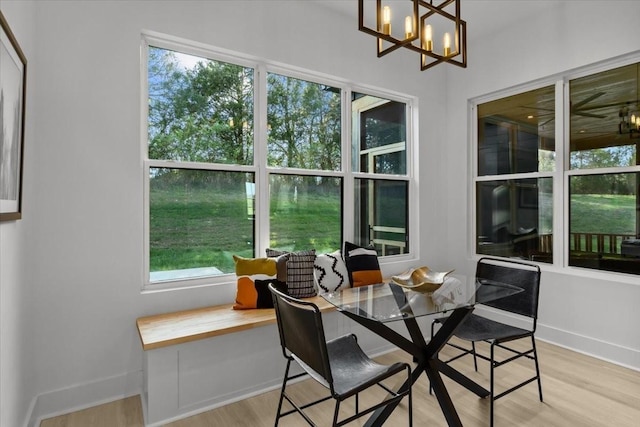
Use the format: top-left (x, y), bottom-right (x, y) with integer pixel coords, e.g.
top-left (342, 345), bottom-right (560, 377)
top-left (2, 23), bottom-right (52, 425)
top-left (536, 323), bottom-right (640, 372)
top-left (27, 370), bottom-right (143, 427)
top-left (142, 378), bottom-right (283, 427)
top-left (471, 307), bottom-right (640, 372)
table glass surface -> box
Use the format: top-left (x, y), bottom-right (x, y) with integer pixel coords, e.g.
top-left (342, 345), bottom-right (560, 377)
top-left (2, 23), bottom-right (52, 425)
top-left (321, 277), bottom-right (522, 323)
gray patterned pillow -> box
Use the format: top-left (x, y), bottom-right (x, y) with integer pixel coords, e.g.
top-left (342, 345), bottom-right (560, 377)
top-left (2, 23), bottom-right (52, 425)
top-left (313, 250), bottom-right (349, 293)
top-left (266, 248), bottom-right (317, 298)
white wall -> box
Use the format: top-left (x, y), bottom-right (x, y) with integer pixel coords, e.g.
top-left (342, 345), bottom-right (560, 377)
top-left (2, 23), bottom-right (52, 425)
top-left (2, 0), bottom-right (639, 425)
top-left (443, 1), bottom-right (640, 368)
top-left (0, 2), bottom-right (37, 426)
top-left (23, 1), bottom-right (445, 424)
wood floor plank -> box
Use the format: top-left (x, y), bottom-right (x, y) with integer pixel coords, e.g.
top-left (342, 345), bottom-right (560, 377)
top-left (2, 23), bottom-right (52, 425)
top-left (40, 341), bottom-right (640, 426)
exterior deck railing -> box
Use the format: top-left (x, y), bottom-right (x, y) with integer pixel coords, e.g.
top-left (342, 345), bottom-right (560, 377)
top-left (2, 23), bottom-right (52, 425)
top-left (568, 232), bottom-right (636, 255)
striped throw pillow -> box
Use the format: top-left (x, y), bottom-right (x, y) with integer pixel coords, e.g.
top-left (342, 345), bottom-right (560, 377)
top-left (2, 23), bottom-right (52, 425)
top-left (266, 249), bottom-right (317, 298)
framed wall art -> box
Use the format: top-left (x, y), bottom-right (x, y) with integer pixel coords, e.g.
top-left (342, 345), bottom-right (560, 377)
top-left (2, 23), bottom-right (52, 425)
top-left (0, 10), bottom-right (27, 221)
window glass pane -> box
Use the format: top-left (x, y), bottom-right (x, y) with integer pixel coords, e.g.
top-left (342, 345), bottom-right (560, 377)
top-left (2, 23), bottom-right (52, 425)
top-left (476, 178), bottom-right (553, 262)
top-left (478, 86), bottom-right (556, 176)
top-left (569, 172), bottom-right (640, 274)
top-left (149, 168), bottom-right (255, 282)
top-left (269, 175), bottom-right (342, 253)
top-left (354, 179), bottom-right (408, 256)
top-left (352, 93), bottom-right (407, 175)
top-left (148, 46), bottom-right (254, 165)
top-left (569, 63), bottom-right (639, 170)
top-left (267, 74), bottom-right (341, 170)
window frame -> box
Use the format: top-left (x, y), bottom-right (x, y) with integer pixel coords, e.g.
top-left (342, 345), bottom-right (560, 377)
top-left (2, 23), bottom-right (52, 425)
top-left (471, 52), bottom-right (640, 282)
top-left (141, 31), bottom-right (418, 291)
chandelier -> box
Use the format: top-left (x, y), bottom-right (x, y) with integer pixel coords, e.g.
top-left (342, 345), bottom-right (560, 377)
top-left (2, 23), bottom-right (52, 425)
top-left (358, 0), bottom-right (467, 71)
top-left (618, 106), bottom-right (640, 139)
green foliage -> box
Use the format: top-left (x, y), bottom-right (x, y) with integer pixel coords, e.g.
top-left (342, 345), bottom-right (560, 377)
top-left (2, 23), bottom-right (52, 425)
top-left (148, 47), bottom-right (254, 165)
top-left (148, 48), bottom-right (343, 170)
top-left (570, 146), bottom-right (637, 195)
top-left (267, 74), bottom-right (341, 170)
top-left (571, 173), bottom-right (636, 195)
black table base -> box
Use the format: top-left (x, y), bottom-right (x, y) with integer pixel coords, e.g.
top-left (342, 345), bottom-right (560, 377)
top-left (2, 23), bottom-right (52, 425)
top-left (341, 302), bottom-right (489, 427)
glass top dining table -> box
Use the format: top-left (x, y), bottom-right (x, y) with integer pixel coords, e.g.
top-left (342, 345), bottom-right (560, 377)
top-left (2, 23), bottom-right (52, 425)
top-left (320, 276), bottom-right (523, 427)
top-left (321, 276), bottom-right (522, 323)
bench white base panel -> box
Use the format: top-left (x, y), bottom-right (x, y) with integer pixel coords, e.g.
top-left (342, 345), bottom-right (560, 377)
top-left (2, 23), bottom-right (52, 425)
top-left (141, 311), bottom-right (404, 426)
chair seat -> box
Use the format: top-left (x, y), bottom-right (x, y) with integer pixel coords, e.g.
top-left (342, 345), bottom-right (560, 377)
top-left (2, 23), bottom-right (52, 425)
top-left (326, 334), bottom-right (407, 399)
top-left (454, 313), bottom-right (531, 342)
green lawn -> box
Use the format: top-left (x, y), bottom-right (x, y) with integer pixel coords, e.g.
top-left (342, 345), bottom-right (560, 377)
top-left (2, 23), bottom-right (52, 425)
top-left (150, 185), bottom-right (341, 274)
top-left (571, 194), bottom-right (636, 234)
top-left (150, 189), bottom-right (637, 275)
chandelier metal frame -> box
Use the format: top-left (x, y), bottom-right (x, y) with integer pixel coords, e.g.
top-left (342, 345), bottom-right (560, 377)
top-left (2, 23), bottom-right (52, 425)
top-left (358, 0), bottom-right (467, 71)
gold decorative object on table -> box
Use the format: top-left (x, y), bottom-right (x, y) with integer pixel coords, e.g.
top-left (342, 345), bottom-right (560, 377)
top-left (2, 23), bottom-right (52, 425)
top-left (391, 266), bottom-right (454, 294)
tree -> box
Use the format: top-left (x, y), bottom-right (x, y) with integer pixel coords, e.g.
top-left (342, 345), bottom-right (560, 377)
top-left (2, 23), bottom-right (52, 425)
top-left (148, 47), bottom-right (341, 191)
top-left (570, 145), bottom-right (636, 194)
top-left (147, 47), bottom-right (253, 168)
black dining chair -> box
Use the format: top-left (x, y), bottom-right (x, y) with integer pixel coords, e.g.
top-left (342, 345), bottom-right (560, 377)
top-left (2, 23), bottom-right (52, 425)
top-left (431, 257), bottom-right (543, 427)
top-left (269, 284), bottom-right (413, 427)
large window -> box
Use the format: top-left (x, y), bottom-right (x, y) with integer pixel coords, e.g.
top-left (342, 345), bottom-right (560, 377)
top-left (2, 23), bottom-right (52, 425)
top-left (475, 60), bottom-right (640, 276)
top-left (568, 63), bottom-right (639, 274)
top-left (476, 86), bottom-right (555, 262)
top-left (352, 93), bottom-right (409, 255)
top-left (143, 35), bottom-right (414, 287)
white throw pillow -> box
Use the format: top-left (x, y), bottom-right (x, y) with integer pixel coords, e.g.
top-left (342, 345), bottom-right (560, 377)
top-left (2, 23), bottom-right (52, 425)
top-left (314, 250), bottom-right (349, 293)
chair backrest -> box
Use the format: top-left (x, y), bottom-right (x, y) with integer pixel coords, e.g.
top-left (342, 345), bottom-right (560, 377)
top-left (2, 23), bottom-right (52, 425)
top-left (269, 284), bottom-right (333, 385)
top-left (476, 257), bottom-right (541, 322)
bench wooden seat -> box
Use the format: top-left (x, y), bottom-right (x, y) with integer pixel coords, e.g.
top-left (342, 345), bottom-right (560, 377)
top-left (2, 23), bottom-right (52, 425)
top-left (136, 295), bottom-right (335, 351)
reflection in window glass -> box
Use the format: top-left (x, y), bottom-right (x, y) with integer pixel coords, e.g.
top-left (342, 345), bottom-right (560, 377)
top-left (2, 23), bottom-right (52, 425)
top-left (149, 168), bottom-right (255, 281)
top-left (569, 173), bottom-right (640, 274)
top-left (147, 47), bottom-right (254, 165)
top-left (352, 93), bottom-right (407, 175)
top-left (269, 175), bottom-right (342, 254)
top-left (354, 179), bottom-right (408, 256)
top-left (476, 178), bottom-right (553, 262)
top-left (267, 74), bottom-right (341, 170)
top-left (477, 86), bottom-right (556, 176)
top-left (569, 63), bottom-right (639, 170)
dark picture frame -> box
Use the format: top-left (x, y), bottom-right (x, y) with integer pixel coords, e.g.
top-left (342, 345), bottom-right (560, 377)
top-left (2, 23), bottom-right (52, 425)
top-left (0, 10), bottom-right (27, 221)
top-left (518, 184), bottom-right (538, 209)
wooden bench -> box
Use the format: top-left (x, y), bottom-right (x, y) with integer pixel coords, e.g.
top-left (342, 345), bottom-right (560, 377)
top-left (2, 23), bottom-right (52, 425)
top-left (136, 295), bottom-right (336, 351)
top-left (136, 295), bottom-right (340, 425)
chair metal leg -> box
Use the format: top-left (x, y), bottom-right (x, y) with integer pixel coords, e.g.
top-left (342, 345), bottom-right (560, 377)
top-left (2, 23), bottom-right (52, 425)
top-left (408, 365), bottom-right (413, 427)
top-left (274, 360), bottom-right (292, 427)
top-left (332, 400), bottom-right (341, 427)
top-left (531, 336), bottom-right (543, 402)
top-left (472, 341), bottom-right (478, 371)
top-left (490, 343), bottom-right (495, 427)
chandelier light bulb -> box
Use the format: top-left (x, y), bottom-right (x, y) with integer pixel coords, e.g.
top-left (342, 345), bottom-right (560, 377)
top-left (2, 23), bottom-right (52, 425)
top-left (382, 6), bottom-right (391, 35)
top-left (422, 24), bottom-right (433, 51)
top-left (443, 32), bottom-right (451, 56)
top-left (405, 16), bottom-right (413, 39)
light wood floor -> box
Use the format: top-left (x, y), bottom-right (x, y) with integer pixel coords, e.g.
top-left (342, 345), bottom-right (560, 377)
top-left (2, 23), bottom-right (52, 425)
top-left (41, 339), bottom-right (640, 426)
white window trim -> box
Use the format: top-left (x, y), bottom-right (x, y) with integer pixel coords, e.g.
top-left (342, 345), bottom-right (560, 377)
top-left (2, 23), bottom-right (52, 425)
top-left (140, 31), bottom-right (419, 291)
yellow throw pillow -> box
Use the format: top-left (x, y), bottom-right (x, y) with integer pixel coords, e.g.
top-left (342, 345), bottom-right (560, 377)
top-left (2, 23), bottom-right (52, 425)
top-left (233, 255), bottom-right (286, 310)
